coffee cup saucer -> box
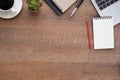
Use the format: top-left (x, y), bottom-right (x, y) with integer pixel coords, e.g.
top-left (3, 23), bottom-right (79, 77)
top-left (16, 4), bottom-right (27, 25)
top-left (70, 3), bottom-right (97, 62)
top-left (0, 0), bottom-right (23, 19)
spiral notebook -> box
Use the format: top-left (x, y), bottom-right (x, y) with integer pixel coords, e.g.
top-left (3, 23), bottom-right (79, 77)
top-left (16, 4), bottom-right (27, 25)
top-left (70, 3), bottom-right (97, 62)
top-left (45, 0), bottom-right (77, 15)
top-left (93, 17), bottom-right (114, 49)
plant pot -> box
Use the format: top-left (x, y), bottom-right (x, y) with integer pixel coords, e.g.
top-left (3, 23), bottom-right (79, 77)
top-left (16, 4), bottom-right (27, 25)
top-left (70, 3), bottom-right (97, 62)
top-left (27, 0), bottom-right (42, 12)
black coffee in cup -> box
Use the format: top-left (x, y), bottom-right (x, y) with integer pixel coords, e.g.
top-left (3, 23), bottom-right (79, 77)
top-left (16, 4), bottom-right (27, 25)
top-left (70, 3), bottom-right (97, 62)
top-left (0, 0), bottom-right (14, 10)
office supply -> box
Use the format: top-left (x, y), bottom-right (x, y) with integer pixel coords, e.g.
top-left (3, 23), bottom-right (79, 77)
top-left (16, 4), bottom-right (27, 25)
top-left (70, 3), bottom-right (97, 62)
top-left (86, 19), bottom-right (92, 50)
top-left (70, 0), bottom-right (84, 17)
top-left (93, 17), bottom-right (114, 49)
top-left (44, 0), bottom-right (62, 15)
top-left (91, 0), bottom-right (120, 26)
top-left (0, 0), bottom-right (23, 19)
top-left (45, 0), bottom-right (77, 15)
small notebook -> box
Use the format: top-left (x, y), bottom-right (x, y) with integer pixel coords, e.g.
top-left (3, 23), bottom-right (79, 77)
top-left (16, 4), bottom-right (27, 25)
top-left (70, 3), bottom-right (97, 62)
top-left (92, 17), bottom-right (114, 49)
top-left (52, 0), bottom-right (77, 12)
top-left (45, 0), bottom-right (77, 15)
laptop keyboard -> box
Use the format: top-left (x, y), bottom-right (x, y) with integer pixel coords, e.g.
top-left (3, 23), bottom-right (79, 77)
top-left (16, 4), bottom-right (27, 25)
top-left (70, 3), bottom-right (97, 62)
top-left (95, 0), bottom-right (119, 10)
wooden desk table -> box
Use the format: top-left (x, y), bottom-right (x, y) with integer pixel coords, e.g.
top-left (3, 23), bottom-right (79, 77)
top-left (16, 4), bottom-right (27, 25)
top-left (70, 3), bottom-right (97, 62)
top-left (0, 0), bottom-right (120, 80)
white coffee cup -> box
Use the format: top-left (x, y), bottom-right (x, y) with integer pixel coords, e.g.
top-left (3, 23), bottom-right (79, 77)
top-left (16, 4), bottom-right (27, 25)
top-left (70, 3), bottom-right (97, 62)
top-left (0, 7), bottom-right (16, 13)
top-left (0, 0), bottom-right (16, 13)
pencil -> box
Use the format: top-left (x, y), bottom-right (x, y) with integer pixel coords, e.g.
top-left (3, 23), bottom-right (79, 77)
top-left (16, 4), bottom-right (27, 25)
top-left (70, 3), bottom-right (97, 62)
top-left (86, 19), bottom-right (92, 50)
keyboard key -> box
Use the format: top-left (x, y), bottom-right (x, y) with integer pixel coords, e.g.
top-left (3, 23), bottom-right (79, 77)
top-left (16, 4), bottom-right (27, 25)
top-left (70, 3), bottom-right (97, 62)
top-left (114, 0), bottom-right (118, 2)
top-left (107, 3), bottom-right (110, 6)
top-left (110, 1), bottom-right (114, 4)
top-left (100, 6), bottom-right (104, 10)
top-left (98, 1), bottom-right (105, 7)
top-left (103, 4), bottom-right (107, 8)
top-left (95, 0), bottom-right (102, 3)
top-left (105, 0), bottom-right (110, 2)
top-left (96, 0), bottom-right (119, 10)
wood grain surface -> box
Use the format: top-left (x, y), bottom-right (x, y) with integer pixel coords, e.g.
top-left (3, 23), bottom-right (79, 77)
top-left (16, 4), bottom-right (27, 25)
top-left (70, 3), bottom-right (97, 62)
top-left (0, 0), bottom-right (120, 80)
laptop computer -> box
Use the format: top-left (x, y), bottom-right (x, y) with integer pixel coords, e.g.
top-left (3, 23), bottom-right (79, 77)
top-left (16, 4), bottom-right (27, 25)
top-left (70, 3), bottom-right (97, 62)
top-left (91, 0), bottom-right (120, 26)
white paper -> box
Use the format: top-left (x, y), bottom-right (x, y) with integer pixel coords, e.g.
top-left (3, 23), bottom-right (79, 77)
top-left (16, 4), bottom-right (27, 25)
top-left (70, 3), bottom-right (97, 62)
top-left (93, 17), bottom-right (114, 49)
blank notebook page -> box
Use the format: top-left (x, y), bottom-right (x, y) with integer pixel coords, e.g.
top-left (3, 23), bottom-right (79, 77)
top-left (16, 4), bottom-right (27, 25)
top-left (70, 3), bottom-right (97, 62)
top-left (52, 0), bottom-right (77, 12)
top-left (93, 17), bottom-right (114, 49)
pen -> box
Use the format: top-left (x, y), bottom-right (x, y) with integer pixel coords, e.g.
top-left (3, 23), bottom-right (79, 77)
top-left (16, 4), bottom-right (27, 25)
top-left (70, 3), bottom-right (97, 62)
top-left (70, 0), bottom-right (84, 17)
top-left (86, 19), bottom-right (92, 50)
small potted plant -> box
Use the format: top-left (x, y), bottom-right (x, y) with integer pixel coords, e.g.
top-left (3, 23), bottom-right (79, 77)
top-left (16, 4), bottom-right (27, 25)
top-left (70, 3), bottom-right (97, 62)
top-left (27, 0), bottom-right (42, 12)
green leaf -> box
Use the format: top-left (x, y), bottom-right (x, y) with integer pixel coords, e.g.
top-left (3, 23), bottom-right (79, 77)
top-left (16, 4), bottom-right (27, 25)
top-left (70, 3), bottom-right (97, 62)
top-left (27, 0), bottom-right (42, 11)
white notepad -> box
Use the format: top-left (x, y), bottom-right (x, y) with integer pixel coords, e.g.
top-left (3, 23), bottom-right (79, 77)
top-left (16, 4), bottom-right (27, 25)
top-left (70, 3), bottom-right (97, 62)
top-left (93, 17), bottom-right (114, 49)
top-left (52, 0), bottom-right (77, 12)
